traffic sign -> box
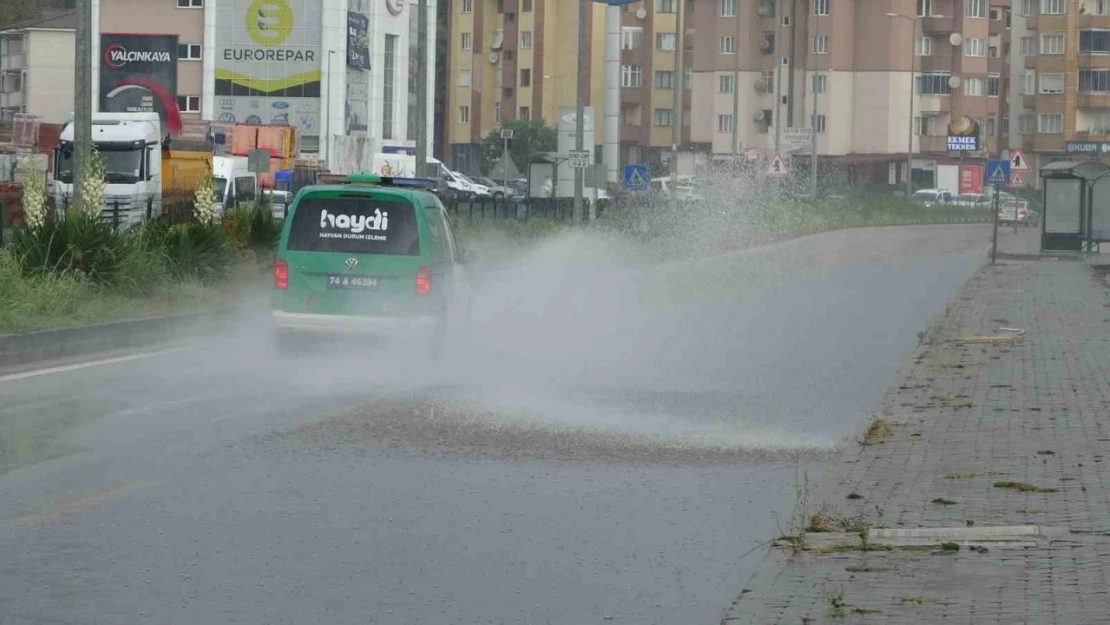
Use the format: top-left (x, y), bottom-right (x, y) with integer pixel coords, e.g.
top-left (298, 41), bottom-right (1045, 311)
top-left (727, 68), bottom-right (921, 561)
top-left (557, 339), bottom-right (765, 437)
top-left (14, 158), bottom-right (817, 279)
top-left (622, 164), bottom-right (649, 190)
top-left (568, 150), bottom-right (591, 169)
top-left (1008, 172), bottom-right (1028, 188)
top-left (985, 160), bottom-right (1010, 186)
top-left (743, 148), bottom-right (759, 161)
top-left (1009, 147), bottom-right (1031, 172)
top-left (766, 152), bottom-right (790, 176)
top-left (782, 127), bottom-right (812, 145)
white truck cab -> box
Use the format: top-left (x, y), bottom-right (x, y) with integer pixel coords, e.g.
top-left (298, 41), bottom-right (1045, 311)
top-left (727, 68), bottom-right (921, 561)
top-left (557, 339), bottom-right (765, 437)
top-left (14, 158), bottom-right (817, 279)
top-left (53, 112), bottom-right (163, 226)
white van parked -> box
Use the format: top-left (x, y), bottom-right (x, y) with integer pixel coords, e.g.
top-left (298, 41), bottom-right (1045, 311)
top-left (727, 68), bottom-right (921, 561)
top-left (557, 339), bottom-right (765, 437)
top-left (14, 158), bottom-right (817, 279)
top-left (212, 156), bottom-right (259, 214)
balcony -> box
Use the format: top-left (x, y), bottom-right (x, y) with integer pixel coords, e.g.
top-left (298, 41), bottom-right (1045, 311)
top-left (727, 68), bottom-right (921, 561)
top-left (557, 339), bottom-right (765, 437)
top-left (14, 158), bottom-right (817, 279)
top-left (917, 95), bottom-right (952, 114)
top-left (620, 123), bottom-right (645, 143)
top-left (918, 135), bottom-right (950, 152)
top-left (1074, 130), bottom-right (1110, 140)
top-left (0, 54), bottom-right (24, 72)
top-left (1079, 93), bottom-right (1110, 108)
top-left (620, 85), bottom-right (647, 104)
top-left (1024, 54), bottom-right (1037, 70)
top-left (921, 16), bottom-right (956, 34)
top-left (919, 55), bottom-right (955, 72)
top-left (1079, 54), bottom-right (1110, 69)
top-left (989, 19), bottom-right (1007, 36)
top-left (1079, 14), bottom-right (1110, 28)
top-left (0, 90), bottom-right (22, 108)
top-left (988, 56), bottom-right (1008, 74)
top-left (1029, 133), bottom-right (1067, 151)
top-left (1025, 16), bottom-right (1037, 30)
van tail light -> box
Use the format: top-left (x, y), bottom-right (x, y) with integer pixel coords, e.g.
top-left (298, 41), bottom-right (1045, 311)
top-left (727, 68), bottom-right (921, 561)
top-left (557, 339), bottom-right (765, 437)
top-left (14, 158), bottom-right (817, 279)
top-left (415, 265), bottom-right (432, 295)
top-left (274, 259), bottom-right (289, 289)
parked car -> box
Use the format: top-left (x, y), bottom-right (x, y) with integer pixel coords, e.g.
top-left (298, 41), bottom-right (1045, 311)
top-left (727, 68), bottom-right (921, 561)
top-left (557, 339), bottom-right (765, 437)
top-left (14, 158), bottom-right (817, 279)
top-left (954, 193), bottom-right (991, 209)
top-left (469, 175), bottom-right (516, 199)
top-left (911, 189), bottom-right (955, 207)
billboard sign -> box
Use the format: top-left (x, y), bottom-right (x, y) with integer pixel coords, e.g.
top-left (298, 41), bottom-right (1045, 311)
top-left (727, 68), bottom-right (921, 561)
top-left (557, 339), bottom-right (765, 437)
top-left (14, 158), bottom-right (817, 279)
top-left (99, 34), bottom-right (181, 136)
top-left (347, 11), bottom-right (370, 70)
top-left (959, 164), bottom-right (983, 194)
top-left (214, 0), bottom-right (322, 138)
top-left (946, 115), bottom-right (980, 152)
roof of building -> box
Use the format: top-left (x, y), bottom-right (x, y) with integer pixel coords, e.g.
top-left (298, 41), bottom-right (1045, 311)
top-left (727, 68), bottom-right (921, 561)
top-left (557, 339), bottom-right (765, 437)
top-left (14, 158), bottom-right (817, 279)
top-left (0, 9), bottom-right (76, 34)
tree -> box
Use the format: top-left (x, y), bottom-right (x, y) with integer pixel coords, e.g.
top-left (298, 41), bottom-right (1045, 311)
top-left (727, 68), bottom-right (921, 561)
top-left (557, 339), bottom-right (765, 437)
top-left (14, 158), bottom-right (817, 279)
top-left (479, 118), bottom-right (556, 177)
top-left (0, 0), bottom-right (42, 30)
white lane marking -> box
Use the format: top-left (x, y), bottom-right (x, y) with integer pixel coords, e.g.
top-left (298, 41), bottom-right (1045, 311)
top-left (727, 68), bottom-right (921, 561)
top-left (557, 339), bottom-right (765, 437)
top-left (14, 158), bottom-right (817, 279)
top-left (0, 343), bottom-right (206, 384)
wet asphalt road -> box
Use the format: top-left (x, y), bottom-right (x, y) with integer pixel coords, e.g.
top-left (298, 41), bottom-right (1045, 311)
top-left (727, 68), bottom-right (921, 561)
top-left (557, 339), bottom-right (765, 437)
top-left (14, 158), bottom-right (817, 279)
top-left (0, 225), bottom-right (990, 625)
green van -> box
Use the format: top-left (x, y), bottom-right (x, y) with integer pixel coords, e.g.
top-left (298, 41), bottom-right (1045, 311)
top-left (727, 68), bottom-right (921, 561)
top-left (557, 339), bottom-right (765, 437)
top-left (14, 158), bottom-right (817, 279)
top-left (271, 173), bottom-right (473, 355)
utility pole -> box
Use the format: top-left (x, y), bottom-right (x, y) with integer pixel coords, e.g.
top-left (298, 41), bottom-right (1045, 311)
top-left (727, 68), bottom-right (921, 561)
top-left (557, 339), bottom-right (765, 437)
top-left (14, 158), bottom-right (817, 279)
top-left (415, 0), bottom-right (429, 178)
top-left (810, 10), bottom-right (819, 197)
top-left (670, 0), bottom-right (685, 190)
top-left (573, 0), bottom-right (586, 224)
top-left (731, 0), bottom-right (741, 157)
top-left (74, 0), bottom-right (93, 210)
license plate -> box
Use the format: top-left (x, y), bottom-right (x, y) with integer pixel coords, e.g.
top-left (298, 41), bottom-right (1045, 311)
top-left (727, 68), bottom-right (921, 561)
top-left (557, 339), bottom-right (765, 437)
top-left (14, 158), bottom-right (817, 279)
top-left (326, 275), bottom-right (379, 290)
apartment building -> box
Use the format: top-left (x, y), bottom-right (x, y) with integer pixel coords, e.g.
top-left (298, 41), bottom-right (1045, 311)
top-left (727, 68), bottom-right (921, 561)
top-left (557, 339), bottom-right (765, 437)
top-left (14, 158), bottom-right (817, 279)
top-left (1013, 0), bottom-right (1110, 171)
top-left (444, 0), bottom-right (695, 175)
top-left (690, 0), bottom-right (1012, 187)
top-left (0, 10), bottom-right (76, 124)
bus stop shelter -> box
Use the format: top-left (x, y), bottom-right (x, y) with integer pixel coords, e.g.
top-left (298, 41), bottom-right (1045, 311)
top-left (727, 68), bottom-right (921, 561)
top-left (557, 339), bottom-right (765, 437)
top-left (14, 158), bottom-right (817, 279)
top-left (1038, 160), bottom-right (1110, 252)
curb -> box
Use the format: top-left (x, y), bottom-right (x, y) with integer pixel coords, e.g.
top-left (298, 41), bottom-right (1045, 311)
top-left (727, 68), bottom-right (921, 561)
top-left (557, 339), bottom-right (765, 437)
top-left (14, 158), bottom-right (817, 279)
top-left (0, 309), bottom-right (243, 371)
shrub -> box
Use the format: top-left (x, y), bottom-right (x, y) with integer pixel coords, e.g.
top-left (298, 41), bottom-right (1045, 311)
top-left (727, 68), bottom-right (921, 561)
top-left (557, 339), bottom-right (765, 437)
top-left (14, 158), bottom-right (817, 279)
top-left (10, 211), bottom-right (125, 285)
top-left (222, 202), bottom-right (282, 259)
top-left (159, 221), bottom-right (235, 284)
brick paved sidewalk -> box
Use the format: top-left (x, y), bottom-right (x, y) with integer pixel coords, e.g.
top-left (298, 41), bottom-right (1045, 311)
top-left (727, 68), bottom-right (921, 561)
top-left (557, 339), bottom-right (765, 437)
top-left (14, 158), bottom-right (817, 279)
top-left (723, 255), bottom-right (1110, 624)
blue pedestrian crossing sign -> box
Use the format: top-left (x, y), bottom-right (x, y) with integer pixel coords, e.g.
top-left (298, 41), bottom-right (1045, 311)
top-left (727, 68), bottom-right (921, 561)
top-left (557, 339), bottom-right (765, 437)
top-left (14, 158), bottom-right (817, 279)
top-left (985, 160), bottom-right (1011, 186)
top-left (623, 164), bottom-right (650, 190)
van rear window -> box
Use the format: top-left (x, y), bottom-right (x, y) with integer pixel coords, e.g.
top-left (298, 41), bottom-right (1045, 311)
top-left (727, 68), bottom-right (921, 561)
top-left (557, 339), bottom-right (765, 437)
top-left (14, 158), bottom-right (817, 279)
top-left (287, 196), bottom-right (420, 255)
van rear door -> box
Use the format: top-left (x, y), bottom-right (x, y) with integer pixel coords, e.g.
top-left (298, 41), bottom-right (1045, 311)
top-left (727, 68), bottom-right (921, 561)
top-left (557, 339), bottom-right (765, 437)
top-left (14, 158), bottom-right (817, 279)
top-left (278, 192), bottom-right (435, 317)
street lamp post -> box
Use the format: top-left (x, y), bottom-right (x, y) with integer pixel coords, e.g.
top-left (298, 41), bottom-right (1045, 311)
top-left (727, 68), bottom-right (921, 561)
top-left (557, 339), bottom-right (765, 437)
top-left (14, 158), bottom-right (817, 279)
top-left (886, 12), bottom-right (942, 201)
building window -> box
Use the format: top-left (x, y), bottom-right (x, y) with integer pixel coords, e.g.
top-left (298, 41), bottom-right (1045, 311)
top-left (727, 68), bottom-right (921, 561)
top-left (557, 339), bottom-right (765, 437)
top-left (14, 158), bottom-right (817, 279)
top-left (520, 68), bottom-right (531, 87)
top-left (383, 34), bottom-right (397, 140)
top-left (621, 28), bottom-right (643, 50)
top-left (916, 71), bottom-right (953, 94)
top-left (505, 11), bottom-right (515, 22)
top-left (175, 96), bottom-right (200, 112)
top-left (458, 69), bottom-right (471, 88)
top-left (494, 102), bottom-right (501, 124)
top-left (986, 115), bottom-right (997, 137)
top-left (519, 106), bottom-right (530, 120)
top-left (718, 114), bottom-right (734, 133)
top-left (656, 32), bottom-right (677, 51)
top-left (1039, 113), bottom-right (1063, 133)
top-left (1018, 114), bottom-right (1036, 133)
top-left (812, 72), bottom-right (827, 93)
top-left (1020, 36), bottom-right (1036, 56)
top-left (964, 38), bottom-right (985, 56)
top-left (965, 0), bottom-right (986, 18)
top-left (814, 0), bottom-right (829, 15)
top-left (461, 32), bottom-right (472, 51)
top-left (496, 0), bottom-right (504, 12)
top-left (917, 0), bottom-right (933, 17)
top-left (522, 0), bottom-right (532, 11)
top-left (1079, 69), bottom-right (1110, 92)
top-left (654, 108), bottom-right (675, 126)
top-left (720, 74), bottom-right (736, 93)
top-left (176, 0), bottom-right (202, 7)
top-left (759, 70), bottom-right (775, 93)
top-left (1022, 70), bottom-right (1036, 94)
top-left (177, 43), bottom-right (201, 61)
top-left (1021, 0), bottom-right (1038, 15)
top-left (655, 70), bottom-right (676, 89)
top-left (1089, 0), bottom-right (1110, 14)
top-left (721, 0), bottom-right (737, 17)
top-left (621, 64), bottom-right (643, 88)
top-left (914, 115), bottom-right (937, 135)
top-left (812, 35), bottom-right (828, 54)
top-left (461, 0), bottom-right (472, 12)
top-left (521, 31), bottom-right (533, 49)
top-left (1039, 72), bottom-right (1064, 93)
top-left (988, 73), bottom-right (1000, 96)
top-left (1041, 33), bottom-right (1064, 54)
top-left (657, 0), bottom-right (678, 13)
top-left (964, 77), bottom-right (983, 95)
top-left (814, 114), bottom-right (826, 133)
top-left (685, 67), bottom-right (693, 90)
top-left (720, 36), bottom-right (736, 54)
top-left (458, 105), bottom-right (470, 124)
top-left (916, 37), bottom-right (932, 56)
top-left (1080, 30), bottom-right (1110, 54)
top-left (1041, 0), bottom-right (1065, 14)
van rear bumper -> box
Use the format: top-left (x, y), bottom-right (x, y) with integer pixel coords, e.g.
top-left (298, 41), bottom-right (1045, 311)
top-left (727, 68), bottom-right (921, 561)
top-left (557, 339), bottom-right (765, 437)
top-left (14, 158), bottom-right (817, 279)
top-left (272, 310), bottom-right (438, 339)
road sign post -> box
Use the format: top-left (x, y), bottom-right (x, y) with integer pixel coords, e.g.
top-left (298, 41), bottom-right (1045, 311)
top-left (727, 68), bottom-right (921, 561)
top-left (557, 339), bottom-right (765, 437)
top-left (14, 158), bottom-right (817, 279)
top-left (622, 164), bottom-right (649, 190)
top-left (1009, 147), bottom-right (1031, 173)
top-left (766, 152), bottom-right (790, 177)
top-left (568, 150), bottom-right (591, 169)
top-left (985, 160), bottom-right (1010, 265)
